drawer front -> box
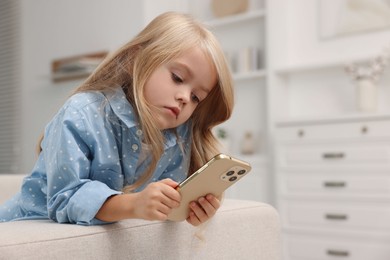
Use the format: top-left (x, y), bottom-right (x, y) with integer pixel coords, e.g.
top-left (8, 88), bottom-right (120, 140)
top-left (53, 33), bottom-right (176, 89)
top-left (285, 234), bottom-right (390, 260)
top-left (282, 202), bottom-right (390, 231)
top-left (276, 120), bottom-right (390, 141)
top-left (283, 175), bottom-right (390, 197)
top-left (279, 142), bottom-right (390, 168)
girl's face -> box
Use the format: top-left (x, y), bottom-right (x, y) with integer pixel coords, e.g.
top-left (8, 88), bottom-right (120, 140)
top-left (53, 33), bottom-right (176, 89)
top-left (144, 47), bottom-right (217, 130)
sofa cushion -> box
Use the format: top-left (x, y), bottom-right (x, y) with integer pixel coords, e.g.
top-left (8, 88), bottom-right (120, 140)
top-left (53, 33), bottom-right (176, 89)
top-left (0, 199), bottom-right (281, 259)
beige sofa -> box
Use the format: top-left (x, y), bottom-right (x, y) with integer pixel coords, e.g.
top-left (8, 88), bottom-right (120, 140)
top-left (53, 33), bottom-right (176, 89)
top-left (0, 174), bottom-right (281, 259)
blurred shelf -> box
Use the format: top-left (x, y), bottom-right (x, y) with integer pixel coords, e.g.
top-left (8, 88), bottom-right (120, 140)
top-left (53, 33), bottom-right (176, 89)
top-left (51, 70), bottom-right (95, 82)
top-left (274, 55), bottom-right (374, 75)
top-left (205, 9), bottom-right (266, 28)
top-left (233, 69), bottom-right (266, 81)
top-left (51, 51), bottom-right (107, 83)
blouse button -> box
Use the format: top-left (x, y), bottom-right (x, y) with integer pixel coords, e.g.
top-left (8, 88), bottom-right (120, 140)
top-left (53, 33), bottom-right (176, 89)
top-left (136, 129), bottom-right (143, 136)
top-left (132, 144), bottom-right (139, 151)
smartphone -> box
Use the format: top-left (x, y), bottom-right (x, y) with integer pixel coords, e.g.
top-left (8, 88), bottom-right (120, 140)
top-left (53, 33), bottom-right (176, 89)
top-left (167, 153), bottom-right (252, 221)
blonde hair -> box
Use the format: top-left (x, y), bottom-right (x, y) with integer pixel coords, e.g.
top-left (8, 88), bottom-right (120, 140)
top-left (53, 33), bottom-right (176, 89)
top-left (52, 12), bottom-right (234, 192)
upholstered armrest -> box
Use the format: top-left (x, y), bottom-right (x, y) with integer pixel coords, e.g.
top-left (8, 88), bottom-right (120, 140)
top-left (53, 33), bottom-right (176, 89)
top-left (0, 174), bottom-right (281, 259)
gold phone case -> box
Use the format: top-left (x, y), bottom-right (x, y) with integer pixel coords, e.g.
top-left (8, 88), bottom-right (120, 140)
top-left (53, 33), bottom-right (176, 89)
top-left (167, 153), bottom-right (252, 221)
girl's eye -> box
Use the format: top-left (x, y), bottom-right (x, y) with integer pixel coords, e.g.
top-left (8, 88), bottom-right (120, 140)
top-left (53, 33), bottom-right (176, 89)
top-left (171, 73), bottom-right (183, 84)
top-left (191, 93), bottom-right (200, 103)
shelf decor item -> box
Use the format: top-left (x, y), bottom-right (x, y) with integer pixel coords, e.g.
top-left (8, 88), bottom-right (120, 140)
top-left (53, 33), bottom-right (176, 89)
top-left (211, 0), bottom-right (248, 18)
top-left (240, 131), bottom-right (255, 155)
top-left (355, 78), bottom-right (378, 112)
top-left (345, 43), bottom-right (390, 112)
top-left (51, 51), bottom-right (108, 82)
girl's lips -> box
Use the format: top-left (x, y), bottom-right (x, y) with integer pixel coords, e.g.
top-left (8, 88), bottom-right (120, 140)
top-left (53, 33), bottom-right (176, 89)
top-left (165, 107), bottom-right (180, 118)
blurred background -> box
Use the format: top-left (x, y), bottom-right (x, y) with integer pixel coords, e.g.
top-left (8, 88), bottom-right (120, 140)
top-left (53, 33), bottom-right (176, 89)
top-left (2, 0), bottom-right (390, 258)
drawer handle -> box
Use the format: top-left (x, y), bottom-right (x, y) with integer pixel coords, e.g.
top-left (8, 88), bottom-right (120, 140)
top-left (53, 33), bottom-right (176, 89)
top-left (361, 126), bottom-right (368, 134)
top-left (322, 152), bottom-right (345, 159)
top-left (327, 249), bottom-right (349, 257)
top-left (325, 214), bottom-right (348, 220)
top-left (323, 181), bottom-right (346, 188)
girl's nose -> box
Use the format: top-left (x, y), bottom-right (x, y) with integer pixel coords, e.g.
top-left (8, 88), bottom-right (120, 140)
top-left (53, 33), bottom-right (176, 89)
top-left (175, 88), bottom-right (191, 104)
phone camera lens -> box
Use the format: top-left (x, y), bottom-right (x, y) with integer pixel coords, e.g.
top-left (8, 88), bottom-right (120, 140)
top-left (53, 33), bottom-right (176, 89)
top-left (226, 170), bottom-right (235, 176)
top-left (237, 169), bottom-right (246, 175)
top-left (229, 176), bottom-right (237, 182)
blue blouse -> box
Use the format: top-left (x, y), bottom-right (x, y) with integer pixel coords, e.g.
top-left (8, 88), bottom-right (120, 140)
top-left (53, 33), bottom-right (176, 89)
top-left (0, 87), bottom-right (191, 225)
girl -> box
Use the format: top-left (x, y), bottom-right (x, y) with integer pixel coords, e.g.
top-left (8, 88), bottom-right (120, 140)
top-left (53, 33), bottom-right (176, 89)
top-left (0, 12), bottom-right (234, 226)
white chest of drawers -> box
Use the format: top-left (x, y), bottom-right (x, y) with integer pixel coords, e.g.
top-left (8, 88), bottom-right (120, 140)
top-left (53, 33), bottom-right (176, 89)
top-left (275, 115), bottom-right (390, 260)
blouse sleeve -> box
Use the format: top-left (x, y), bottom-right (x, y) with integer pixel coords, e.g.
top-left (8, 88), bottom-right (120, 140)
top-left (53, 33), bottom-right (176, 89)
top-left (42, 103), bottom-right (121, 225)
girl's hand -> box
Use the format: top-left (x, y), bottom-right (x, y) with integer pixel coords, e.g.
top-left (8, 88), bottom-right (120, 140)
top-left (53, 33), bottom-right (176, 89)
top-left (133, 178), bottom-right (181, 221)
top-left (186, 194), bottom-right (220, 226)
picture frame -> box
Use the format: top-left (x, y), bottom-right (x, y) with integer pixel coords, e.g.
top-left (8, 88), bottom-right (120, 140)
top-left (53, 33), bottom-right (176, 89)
top-left (319, 0), bottom-right (390, 39)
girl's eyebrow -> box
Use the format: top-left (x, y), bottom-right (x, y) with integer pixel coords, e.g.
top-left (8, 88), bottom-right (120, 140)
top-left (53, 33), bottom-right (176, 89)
top-left (172, 61), bottom-right (193, 77)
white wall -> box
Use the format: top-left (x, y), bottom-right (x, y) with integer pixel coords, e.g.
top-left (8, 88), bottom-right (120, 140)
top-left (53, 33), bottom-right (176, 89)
top-left (20, 0), bottom-right (144, 172)
top-left (143, 0), bottom-right (186, 24)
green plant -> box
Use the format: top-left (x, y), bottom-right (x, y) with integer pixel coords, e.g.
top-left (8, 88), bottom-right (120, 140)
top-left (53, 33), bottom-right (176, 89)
top-left (217, 128), bottom-right (227, 139)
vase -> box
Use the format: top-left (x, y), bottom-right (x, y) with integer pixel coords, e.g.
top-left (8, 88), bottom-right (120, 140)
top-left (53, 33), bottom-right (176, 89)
top-left (211, 0), bottom-right (248, 18)
top-left (356, 78), bottom-right (378, 112)
top-left (241, 131), bottom-right (255, 155)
